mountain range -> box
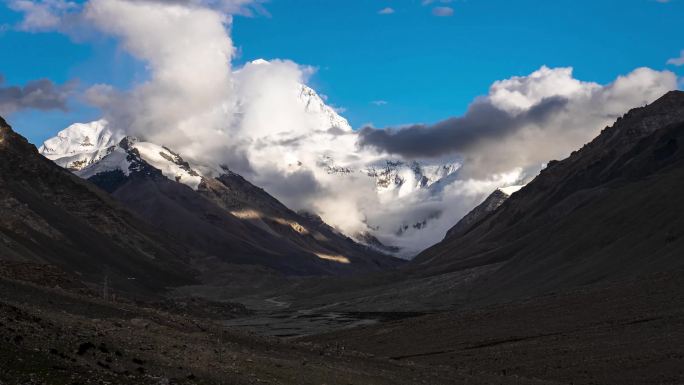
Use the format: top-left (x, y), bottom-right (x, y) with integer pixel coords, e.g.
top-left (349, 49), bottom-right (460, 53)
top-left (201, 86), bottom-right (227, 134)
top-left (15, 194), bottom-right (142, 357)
top-left (38, 68), bottom-right (471, 256)
top-left (40, 117), bottom-right (465, 253)
top-left (3, 86), bottom-right (684, 384)
top-left (92, 143), bottom-right (403, 275)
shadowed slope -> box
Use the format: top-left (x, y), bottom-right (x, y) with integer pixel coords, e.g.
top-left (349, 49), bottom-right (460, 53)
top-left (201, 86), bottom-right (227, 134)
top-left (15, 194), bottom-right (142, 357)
top-left (411, 90), bottom-right (684, 302)
top-left (80, 138), bottom-right (403, 277)
top-left (0, 117), bottom-right (196, 294)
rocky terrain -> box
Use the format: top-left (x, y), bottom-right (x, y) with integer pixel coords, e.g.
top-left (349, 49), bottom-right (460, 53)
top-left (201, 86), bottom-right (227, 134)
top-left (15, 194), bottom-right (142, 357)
top-left (308, 269), bottom-right (684, 385)
top-left (0, 266), bottom-right (550, 385)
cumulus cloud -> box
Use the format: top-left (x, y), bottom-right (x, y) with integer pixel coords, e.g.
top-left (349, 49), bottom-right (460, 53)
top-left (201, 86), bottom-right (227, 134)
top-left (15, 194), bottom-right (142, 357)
top-left (0, 75), bottom-right (75, 115)
top-left (431, 6), bottom-right (454, 16)
top-left (8, 0), bottom-right (78, 31)
top-left (8, 0), bottom-right (265, 33)
top-left (368, 168), bottom-right (524, 252)
top-left (378, 7), bottom-right (395, 15)
top-left (228, 60), bottom-right (388, 228)
top-left (371, 100), bottom-right (388, 106)
top-left (66, 0), bottom-right (378, 240)
top-left (667, 50), bottom-right (684, 66)
top-left (359, 66), bottom-right (677, 178)
top-left (82, 0), bottom-right (237, 164)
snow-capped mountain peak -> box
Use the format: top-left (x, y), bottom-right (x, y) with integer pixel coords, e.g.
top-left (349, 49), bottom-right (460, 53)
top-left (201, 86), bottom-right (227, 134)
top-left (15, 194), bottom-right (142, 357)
top-left (297, 84), bottom-right (352, 132)
top-left (76, 136), bottom-right (205, 190)
top-left (39, 119), bottom-right (206, 190)
top-left (242, 59), bottom-right (352, 132)
top-left (39, 120), bottom-right (125, 171)
top-left (39, 120), bottom-right (118, 156)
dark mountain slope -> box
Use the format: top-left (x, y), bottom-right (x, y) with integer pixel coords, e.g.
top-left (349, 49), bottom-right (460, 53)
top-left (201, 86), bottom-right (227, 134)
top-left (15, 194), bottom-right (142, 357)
top-left (199, 172), bottom-right (402, 272)
top-left (0, 117), bottom-right (195, 294)
top-left (410, 90), bottom-right (684, 302)
top-left (83, 140), bottom-right (403, 277)
top-left (110, 175), bottom-right (362, 276)
top-left (445, 188), bottom-right (510, 239)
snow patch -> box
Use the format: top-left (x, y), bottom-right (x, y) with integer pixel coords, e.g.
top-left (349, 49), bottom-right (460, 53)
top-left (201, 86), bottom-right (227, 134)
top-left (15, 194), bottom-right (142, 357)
top-left (499, 185), bottom-right (524, 196)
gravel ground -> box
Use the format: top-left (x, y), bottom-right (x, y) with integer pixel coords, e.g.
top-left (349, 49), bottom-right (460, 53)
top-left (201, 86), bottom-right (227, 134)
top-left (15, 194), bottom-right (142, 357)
top-left (307, 271), bottom-right (684, 385)
top-left (0, 271), bottom-right (551, 385)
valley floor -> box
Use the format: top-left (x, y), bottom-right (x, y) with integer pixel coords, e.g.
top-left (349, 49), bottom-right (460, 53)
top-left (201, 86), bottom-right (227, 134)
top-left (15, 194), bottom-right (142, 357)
top-left (307, 270), bottom-right (684, 385)
top-left (2, 264), bottom-right (684, 384)
top-left (0, 271), bottom-right (547, 385)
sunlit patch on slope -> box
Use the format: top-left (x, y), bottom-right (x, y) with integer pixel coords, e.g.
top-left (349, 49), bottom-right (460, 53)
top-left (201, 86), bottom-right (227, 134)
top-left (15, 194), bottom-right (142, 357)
top-left (315, 253), bottom-right (351, 264)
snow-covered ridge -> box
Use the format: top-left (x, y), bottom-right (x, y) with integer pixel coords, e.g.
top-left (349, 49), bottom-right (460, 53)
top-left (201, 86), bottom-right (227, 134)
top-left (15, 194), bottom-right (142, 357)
top-left (39, 120), bottom-right (124, 171)
top-left (297, 84), bottom-right (352, 132)
top-left (75, 137), bottom-right (205, 190)
top-left (364, 160), bottom-right (461, 194)
top-left (39, 121), bottom-right (205, 190)
top-left (319, 155), bottom-right (461, 196)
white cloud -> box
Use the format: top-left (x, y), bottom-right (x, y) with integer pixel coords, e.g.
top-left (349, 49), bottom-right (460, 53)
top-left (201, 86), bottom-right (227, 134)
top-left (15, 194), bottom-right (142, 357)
top-left (361, 66), bottom-right (677, 180)
top-left (371, 100), bottom-right (388, 106)
top-left (8, 0), bottom-right (78, 31)
top-left (667, 50), bottom-right (684, 66)
top-left (432, 6), bottom-right (454, 16)
top-left (83, 0), bottom-right (237, 164)
top-left (8, 0), bottom-right (264, 32)
top-left (487, 66), bottom-right (597, 113)
top-left (378, 7), bottom-right (395, 15)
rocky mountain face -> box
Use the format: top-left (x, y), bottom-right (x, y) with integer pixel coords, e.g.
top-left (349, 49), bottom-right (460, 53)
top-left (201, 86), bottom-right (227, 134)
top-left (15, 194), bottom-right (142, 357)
top-left (0, 116), bottom-right (195, 295)
top-left (318, 154), bottom-right (460, 197)
top-left (43, 130), bottom-right (402, 277)
top-left (410, 90), bottom-right (684, 303)
top-left (362, 160), bottom-right (460, 193)
top-left (444, 188), bottom-right (512, 239)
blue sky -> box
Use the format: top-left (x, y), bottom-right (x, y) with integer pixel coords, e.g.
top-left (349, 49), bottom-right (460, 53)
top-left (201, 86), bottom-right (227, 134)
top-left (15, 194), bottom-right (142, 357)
top-left (0, 0), bottom-right (682, 145)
